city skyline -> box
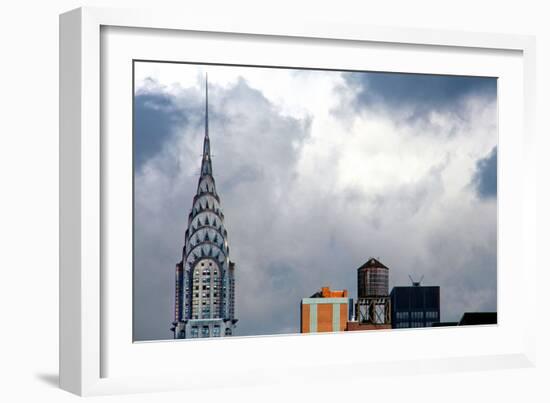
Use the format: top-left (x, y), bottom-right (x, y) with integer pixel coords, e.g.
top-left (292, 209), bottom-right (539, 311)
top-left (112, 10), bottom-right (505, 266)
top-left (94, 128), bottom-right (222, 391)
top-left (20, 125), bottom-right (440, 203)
top-left (133, 62), bottom-right (497, 341)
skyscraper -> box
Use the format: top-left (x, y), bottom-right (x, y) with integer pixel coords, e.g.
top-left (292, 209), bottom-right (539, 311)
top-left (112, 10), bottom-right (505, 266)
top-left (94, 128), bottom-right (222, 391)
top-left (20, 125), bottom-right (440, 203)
top-left (171, 77), bottom-right (237, 339)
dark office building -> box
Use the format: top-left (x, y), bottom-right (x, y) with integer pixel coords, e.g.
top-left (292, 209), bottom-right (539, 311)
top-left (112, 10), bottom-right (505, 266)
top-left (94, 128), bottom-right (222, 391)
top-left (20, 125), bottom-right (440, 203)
top-left (430, 312), bottom-right (497, 328)
top-left (432, 322), bottom-right (458, 327)
top-left (458, 312), bottom-right (497, 326)
top-left (390, 284), bottom-right (440, 329)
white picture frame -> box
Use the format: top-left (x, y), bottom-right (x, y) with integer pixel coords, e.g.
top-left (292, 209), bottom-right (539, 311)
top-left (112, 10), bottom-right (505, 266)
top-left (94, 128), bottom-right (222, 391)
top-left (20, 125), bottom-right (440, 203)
top-left (59, 6), bottom-right (537, 396)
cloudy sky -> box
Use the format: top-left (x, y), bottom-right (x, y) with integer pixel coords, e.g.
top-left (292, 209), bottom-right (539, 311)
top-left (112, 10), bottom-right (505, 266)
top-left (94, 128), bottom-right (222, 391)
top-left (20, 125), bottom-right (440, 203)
top-left (133, 61), bottom-right (497, 341)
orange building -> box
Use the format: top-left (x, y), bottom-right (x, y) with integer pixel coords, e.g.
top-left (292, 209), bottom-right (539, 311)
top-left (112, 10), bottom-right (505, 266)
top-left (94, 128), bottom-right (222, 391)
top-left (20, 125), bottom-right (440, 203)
top-left (301, 287), bottom-right (353, 333)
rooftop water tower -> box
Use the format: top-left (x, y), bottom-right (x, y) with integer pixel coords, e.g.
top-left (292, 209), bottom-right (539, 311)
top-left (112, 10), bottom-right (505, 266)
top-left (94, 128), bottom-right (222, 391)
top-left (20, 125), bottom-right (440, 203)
top-left (355, 258), bottom-right (391, 327)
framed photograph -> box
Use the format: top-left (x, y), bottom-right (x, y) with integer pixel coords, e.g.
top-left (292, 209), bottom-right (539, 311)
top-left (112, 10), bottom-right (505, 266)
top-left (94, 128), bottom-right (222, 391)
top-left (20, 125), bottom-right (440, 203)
top-left (60, 7), bottom-right (537, 396)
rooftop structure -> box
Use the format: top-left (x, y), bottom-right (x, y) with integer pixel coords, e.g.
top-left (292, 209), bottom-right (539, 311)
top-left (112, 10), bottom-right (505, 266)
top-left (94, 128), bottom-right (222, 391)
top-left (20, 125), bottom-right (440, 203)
top-left (357, 257), bottom-right (389, 298)
top-left (355, 258), bottom-right (392, 326)
top-left (310, 286), bottom-right (348, 298)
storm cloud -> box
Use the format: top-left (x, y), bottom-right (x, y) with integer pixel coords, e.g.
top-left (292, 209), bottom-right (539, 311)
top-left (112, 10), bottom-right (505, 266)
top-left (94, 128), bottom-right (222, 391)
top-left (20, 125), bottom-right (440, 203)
top-left (337, 71), bottom-right (497, 135)
top-left (133, 64), bottom-right (497, 341)
top-left (471, 146), bottom-right (498, 198)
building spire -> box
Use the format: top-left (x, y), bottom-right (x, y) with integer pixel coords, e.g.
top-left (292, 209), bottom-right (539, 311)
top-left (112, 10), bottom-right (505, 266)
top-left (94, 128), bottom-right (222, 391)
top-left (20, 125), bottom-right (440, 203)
top-left (205, 73), bottom-right (209, 140)
top-left (200, 74), bottom-right (212, 176)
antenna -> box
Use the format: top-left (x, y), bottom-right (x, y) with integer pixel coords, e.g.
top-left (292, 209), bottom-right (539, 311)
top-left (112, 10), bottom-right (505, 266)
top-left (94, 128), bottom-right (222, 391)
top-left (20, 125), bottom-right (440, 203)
top-left (409, 275), bottom-right (423, 287)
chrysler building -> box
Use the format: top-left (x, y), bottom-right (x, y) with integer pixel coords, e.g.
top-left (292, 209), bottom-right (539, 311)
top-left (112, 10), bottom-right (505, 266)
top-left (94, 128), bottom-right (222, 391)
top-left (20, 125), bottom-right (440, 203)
top-left (171, 77), bottom-right (237, 339)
